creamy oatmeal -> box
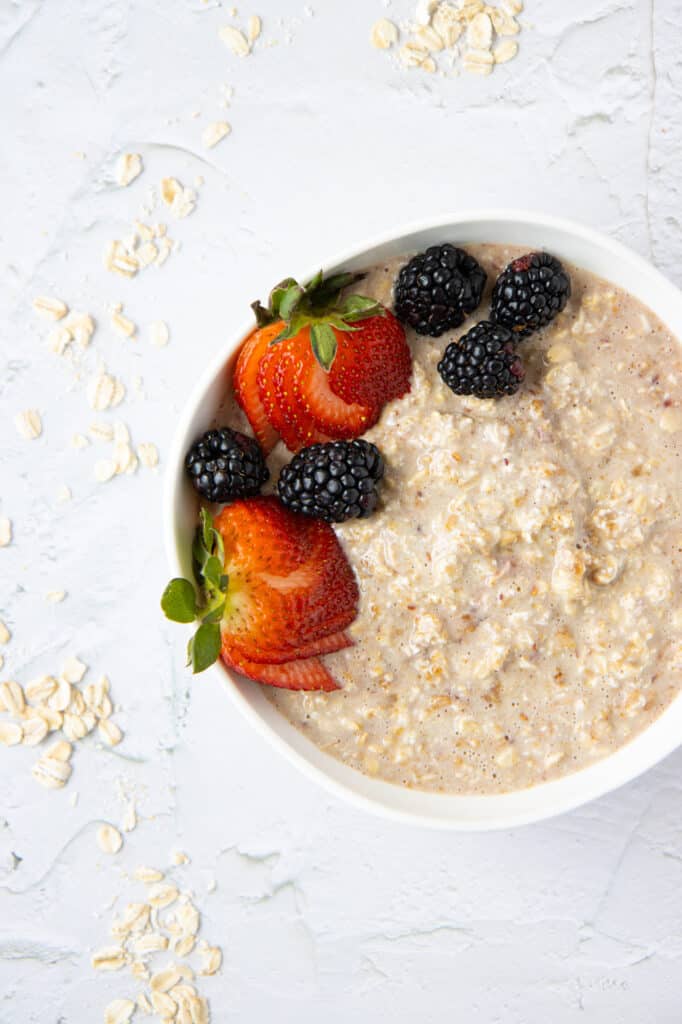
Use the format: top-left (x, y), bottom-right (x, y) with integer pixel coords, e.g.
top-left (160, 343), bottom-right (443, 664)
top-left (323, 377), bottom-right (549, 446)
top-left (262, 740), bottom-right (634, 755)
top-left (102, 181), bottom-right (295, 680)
top-left (228, 245), bottom-right (682, 794)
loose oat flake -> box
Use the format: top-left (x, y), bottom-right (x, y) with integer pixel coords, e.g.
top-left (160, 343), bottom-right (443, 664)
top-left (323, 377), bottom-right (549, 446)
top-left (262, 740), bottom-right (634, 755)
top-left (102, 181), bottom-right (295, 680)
top-left (202, 120), bottom-right (232, 149)
top-left (116, 153), bottom-right (143, 187)
top-left (219, 24), bottom-right (251, 55)
top-left (61, 655), bottom-right (87, 684)
top-left (0, 621), bottom-right (10, 645)
top-left (110, 310), bottom-right (137, 339)
top-left (370, 17), bottom-right (399, 49)
top-left (104, 998), bottom-right (135, 1024)
top-left (0, 519), bottom-right (11, 547)
top-left (149, 320), bottom-right (170, 347)
top-left (98, 824), bottom-right (124, 854)
top-left (137, 442), bottom-right (159, 468)
top-left (33, 296), bottom-right (68, 321)
top-left (15, 409), bottom-right (42, 440)
top-left (0, 721), bottom-right (23, 746)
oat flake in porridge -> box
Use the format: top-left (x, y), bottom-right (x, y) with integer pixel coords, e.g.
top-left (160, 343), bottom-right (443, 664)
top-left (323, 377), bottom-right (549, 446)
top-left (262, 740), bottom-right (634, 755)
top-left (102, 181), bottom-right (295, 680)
top-left (224, 245), bottom-right (682, 795)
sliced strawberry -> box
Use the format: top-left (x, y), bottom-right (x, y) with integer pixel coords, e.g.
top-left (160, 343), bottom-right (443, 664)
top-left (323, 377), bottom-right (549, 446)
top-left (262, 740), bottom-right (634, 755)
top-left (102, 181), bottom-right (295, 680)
top-left (233, 325), bottom-right (281, 453)
top-left (222, 646), bottom-right (339, 691)
top-left (214, 497), bottom-right (359, 664)
top-left (230, 629), bottom-right (354, 665)
top-left (257, 336), bottom-right (304, 452)
top-left (275, 334), bottom-right (334, 450)
top-left (294, 348), bottom-right (379, 439)
top-left (329, 311), bottom-right (412, 409)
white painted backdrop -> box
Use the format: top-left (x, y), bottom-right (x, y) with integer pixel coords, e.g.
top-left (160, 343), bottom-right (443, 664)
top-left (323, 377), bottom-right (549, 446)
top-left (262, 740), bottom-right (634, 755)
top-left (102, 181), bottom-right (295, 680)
top-left (1, 1), bottom-right (681, 1020)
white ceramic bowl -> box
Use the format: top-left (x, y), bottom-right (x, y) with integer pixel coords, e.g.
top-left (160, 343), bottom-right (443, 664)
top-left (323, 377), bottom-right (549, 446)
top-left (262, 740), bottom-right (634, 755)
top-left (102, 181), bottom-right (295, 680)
top-left (164, 209), bottom-right (682, 830)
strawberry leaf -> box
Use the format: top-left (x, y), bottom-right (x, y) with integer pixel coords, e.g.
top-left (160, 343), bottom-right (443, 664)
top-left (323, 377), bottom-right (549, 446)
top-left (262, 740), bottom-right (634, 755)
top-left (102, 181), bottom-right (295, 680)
top-left (311, 323), bottom-right (338, 371)
top-left (251, 300), bottom-right (274, 327)
top-left (305, 269), bottom-right (324, 292)
top-left (161, 578), bottom-right (198, 623)
top-left (187, 622), bottom-right (222, 673)
top-left (269, 278), bottom-right (298, 318)
top-left (203, 555), bottom-right (224, 592)
top-left (341, 295), bottom-right (384, 322)
top-left (279, 283), bottom-right (305, 321)
top-left (202, 599), bottom-right (226, 624)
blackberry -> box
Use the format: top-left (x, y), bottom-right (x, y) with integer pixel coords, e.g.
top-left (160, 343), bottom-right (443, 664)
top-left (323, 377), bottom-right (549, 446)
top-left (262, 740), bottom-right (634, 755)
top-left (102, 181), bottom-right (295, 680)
top-left (437, 321), bottom-right (525, 400)
top-left (393, 244), bottom-right (487, 337)
top-left (491, 251), bottom-right (571, 338)
top-left (277, 440), bottom-right (384, 523)
top-left (185, 427), bottom-right (269, 502)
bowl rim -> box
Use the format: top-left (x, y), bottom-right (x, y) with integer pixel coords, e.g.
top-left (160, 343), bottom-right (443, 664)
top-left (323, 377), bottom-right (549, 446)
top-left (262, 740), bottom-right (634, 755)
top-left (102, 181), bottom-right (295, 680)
top-left (163, 207), bottom-right (682, 830)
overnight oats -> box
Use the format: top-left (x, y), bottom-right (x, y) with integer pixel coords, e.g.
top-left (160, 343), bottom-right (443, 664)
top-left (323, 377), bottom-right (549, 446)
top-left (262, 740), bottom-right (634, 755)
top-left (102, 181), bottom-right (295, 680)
top-left (163, 243), bottom-right (682, 795)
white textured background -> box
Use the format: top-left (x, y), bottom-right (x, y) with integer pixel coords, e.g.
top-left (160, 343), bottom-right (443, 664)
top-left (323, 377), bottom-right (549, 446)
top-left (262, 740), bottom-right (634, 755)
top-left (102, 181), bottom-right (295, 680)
top-left (1, 1), bottom-right (682, 1021)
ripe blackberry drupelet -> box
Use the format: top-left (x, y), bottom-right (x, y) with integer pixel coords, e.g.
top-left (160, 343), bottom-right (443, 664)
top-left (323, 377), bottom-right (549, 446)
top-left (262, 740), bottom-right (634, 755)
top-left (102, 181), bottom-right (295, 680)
top-left (393, 244), bottom-right (487, 337)
top-left (277, 440), bottom-right (385, 523)
top-left (185, 427), bottom-right (269, 502)
top-left (491, 251), bottom-right (571, 338)
top-left (437, 321), bottom-right (525, 400)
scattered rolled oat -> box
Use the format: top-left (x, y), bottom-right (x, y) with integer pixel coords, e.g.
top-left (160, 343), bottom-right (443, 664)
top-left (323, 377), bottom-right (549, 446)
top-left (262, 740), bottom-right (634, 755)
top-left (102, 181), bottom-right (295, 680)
top-left (134, 867), bottom-right (164, 884)
top-left (91, 946), bottom-right (127, 972)
top-left (99, 718), bottom-right (123, 747)
top-left (33, 296), bottom-right (68, 321)
top-left (116, 153), bottom-right (144, 187)
top-left (32, 752), bottom-right (72, 789)
top-left (198, 944), bottom-right (222, 977)
top-left (202, 120), bottom-right (232, 149)
top-left (247, 14), bottom-right (262, 41)
top-left (137, 443), bottom-right (159, 469)
top-left (372, 0), bottom-right (521, 75)
top-left (104, 240), bottom-right (140, 278)
top-left (370, 17), bottom-right (399, 49)
top-left (104, 998), bottom-right (135, 1024)
top-left (219, 24), bottom-right (251, 56)
top-left (160, 178), bottom-right (197, 219)
top-left (0, 519), bottom-right (11, 547)
top-left (493, 38), bottom-right (518, 62)
top-left (0, 680), bottom-right (25, 716)
top-left (171, 850), bottom-right (190, 866)
top-left (93, 856), bottom-right (222, 1021)
top-left (87, 371), bottom-right (125, 411)
top-left (56, 484), bottom-right (72, 503)
top-left (463, 47), bottom-right (494, 74)
top-left (14, 409), bottom-right (43, 440)
top-left (96, 451), bottom-right (119, 479)
top-left (467, 11), bottom-right (492, 48)
top-left (98, 823), bottom-right (124, 854)
top-left (90, 422), bottom-right (115, 442)
top-left (22, 715), bottom-right (49, 747)
top-left (149, 320), bottom-right (169, 348)
top-left (0, 721), bottom-right (23, 746)
top-left (110, 309), bottom-right (137, 339)
top-left (65, 311), bottom-right (96, 348)
top-left (147, 883), bottom-right (179, 909)
top-left (61, 655), bottom-right (88, 684)
top-left (0, 621), bottom-right (10, 645)
top-left (71, 433), bottom-right (90, 449)
top-left (46, 590), bottom-right (67, 603)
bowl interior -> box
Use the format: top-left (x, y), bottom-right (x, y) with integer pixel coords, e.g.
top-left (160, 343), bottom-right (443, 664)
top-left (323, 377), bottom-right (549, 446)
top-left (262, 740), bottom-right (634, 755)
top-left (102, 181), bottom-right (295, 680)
top-left (165, 211), bottom-right (682, 829)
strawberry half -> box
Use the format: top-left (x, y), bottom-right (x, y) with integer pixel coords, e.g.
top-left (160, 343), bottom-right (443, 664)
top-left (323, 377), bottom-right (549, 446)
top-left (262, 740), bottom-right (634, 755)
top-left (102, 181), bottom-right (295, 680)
top-left (293, 351), bottom-right (379, 440)
top-left (233, 324), bottom-right (281, 453)
top-left (328, 310), bottom-right (412, 409)
top-left (236, 270), bottom-right (413, 452)
top-left (257, 335), bottom-right (305, 452)
top-left (227, 628), bottom-right (353, 666)
top-left (222, 647), bottom-right (339, 692)
top-left (215, 497), bottom-right (358, 685)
